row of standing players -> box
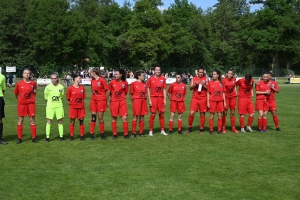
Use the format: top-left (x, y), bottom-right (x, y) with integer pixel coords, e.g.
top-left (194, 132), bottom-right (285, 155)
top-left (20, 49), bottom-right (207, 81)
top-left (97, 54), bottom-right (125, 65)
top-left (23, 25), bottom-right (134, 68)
top-left (0, 65), bottom-right (280, 145)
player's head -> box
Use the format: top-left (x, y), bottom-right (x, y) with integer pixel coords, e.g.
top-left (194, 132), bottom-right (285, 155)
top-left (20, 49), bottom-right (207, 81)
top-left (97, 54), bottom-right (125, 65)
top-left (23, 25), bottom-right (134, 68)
top-left (90, 68), bottom-right (100, 77)
top-left (212, 70), bottom-right (221, 82)
top-left (262, 72), bottom-right (269, 82)
top-left (23, 68), bottom-right (31, 80)
top-left (197, 67), bottom-right (205, 78)
top-left (268, 72), bottom-right (273, 80)
top-left (226, 69), bottom-right (234, 79)
top-left (175, 72), bottom-right (183, 83)
top-left (73, 74), bottom-right (82, 84)
top-left (115, 69), bottom-right (126, 81)
top-left (135, 70), bottom-right (145, 81)
top-left (50, 72), bottom-right (59, 85)
top-left (245, 74), bottom-right (252, 83)
top-left (154, 64), bottom-right (161, 77)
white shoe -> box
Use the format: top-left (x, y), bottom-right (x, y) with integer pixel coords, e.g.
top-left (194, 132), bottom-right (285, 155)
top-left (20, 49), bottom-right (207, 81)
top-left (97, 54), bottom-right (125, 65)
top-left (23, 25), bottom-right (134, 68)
top-left (160, 130), bottom-right (168, 136)
top-left (246, 126), bottom-right (253, 132)
top-left (149, 131), bottom-right (153, 136)
top-left (241, 128), bottom-right (246, 133)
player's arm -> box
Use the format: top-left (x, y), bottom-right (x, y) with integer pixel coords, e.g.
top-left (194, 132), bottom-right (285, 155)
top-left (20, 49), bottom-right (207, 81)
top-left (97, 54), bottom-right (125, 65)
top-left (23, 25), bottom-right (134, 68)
top-left (189, 78), bottom-right (197, 90)
top-left (33, 82), bottom-right (37, 96)
top-left (207, 91), bottom-right (210, 108)
top-left (147, 87), bottom-right (152, 106)
top-left (163, 88), bottom-right (167, 106)
top-left (202, 78), bottom-right (209, 89)
top-left (167, 85), bottom-right (172, 100)
top-left (272, 83), bottom-right (280, 93)
top-left (14, 84), bottom-right (19, 99)
top-left (223, 92), bottom-right (226, 108)
top-left (44, 86), bottom-right (49, 101)
top-left (66, 87), bottom-right (71, 101)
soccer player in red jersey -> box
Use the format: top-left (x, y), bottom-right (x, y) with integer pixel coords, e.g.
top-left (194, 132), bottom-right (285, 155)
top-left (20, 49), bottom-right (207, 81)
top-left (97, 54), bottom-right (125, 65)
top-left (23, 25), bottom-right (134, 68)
top-left (14, 69), bottom-right (38, 144)
top-left (66, 74), bottom-right (86, 141)
top-left (186, 67), bottom-right (208, 134)
top-left (167, 72), bottom-right (186, 134)
top-left (207, 70), bottom-right (226, 135)
top-left (147, 65), bottom-right (167, 136)
top-left (255, 72), bottom-right (271, 132)
top-left (222, 69), bottom-right (239, 133)
top-left (130, 71), bottom-right (148, 138)
top-left (236, 74), bottom-right (255, 132)
top-left (108, 69), bottom-right (129, 139)
top-left (89, 68), bottom-right (109, 140)
top-left (268, 73), bottom-right (280, 131)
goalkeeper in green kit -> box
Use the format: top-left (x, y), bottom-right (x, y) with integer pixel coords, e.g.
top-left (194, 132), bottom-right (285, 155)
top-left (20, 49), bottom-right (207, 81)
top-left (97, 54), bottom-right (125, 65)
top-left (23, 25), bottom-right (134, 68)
top-left (44, 73), bottom-right (65, 142)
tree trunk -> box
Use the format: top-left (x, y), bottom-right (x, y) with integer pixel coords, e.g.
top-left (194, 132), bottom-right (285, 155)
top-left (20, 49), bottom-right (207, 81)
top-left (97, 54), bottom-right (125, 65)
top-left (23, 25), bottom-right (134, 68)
top-left (286, 61), bottom-right (290, 77)
top-left (273, 52), bottom-right (280, 77)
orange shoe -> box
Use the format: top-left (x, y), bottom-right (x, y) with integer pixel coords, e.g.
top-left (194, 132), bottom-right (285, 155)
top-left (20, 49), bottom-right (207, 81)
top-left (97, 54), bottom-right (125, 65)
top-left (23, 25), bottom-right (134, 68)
top-left (232, 128), bottom-right (239, 134)
top-left (222, 127), bottom-right (226, 134)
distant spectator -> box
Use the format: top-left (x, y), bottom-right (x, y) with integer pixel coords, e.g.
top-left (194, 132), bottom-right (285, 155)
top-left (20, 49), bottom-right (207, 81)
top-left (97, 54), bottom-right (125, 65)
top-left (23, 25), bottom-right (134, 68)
top-left (8, 73), bottom-right (14, 88)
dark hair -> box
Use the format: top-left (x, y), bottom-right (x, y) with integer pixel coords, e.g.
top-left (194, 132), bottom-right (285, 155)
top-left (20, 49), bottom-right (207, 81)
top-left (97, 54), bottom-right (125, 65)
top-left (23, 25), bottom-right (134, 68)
top-left (198, 66), bottom-right (205, 71)
top-left (91, 68), bottom-right (100, 76)
top-left (245, 74), bottom-right (252, 82)
top-left (23, 68), bottom-right (31, 74)
top-left (115, 69), bottom-right (126, 81)
top-left (134, 70), bottom-right (143, 79)
top-left (213, 70), bottom-right (222, 82)
top-left (176, 71), bottom-right (183, 78)
top-left (227, 69), bottom-right (234, 73)
top-left (73, 74), bottom-right (82, 81)
top-left (154, 64), bottom-right (160, 70)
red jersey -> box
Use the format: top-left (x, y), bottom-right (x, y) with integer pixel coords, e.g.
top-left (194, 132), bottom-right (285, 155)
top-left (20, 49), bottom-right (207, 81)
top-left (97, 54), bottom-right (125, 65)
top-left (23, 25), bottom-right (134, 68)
top-left (168, 82), bottom-right (186, 102)
top-left (91, 77), bottom-right (109, 100)
top-left (191, 76), bottom-right (208, 99)
top-left (66, 85), bottom-right (86, 108)
top-left (269, 80), bottom-right (279, 100)
top-left (222, 77), bottom-right (237, 98)
top-left (109, 79), bottom-right (128, 101)
top-left (236, 78), bottom-right (254, 98)
top-left (147, 76), bottom-right (166, 97)
top-left (14, 80), bottom-right (37, 104)
top-left (130, 81), bottom-right (147, 99)
top-left (208, 80), bottom-right (224, 102)
top-left (255, 81), bottom-right (270, 100)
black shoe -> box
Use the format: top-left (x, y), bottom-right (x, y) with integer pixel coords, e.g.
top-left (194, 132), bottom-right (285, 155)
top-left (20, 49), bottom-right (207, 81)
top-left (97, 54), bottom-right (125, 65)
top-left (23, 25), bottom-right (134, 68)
top-left (209, 131), bottom-right (214, 135)
top-left (276, 127), bottom-right (281, 132)
top-left (200, 129), bottom-right (204, 134)
top-left (132, 134), bottom-right (137, 138)
top-left (178, 130), bottom-right (183, 134)
top-left (139, 133), bottom-right (146, 137)
top-left (90, 134), bottom-right (95, 140)
top-left (0, 140), bottom-right (7, 145)
top-left (80, 136), bottom-right (85, 141)
top-left (218, 130), bottom-right (222, 134)
top-left (113, 135), bottom-right (117, 140)
top-left (70, 137), bottom-right (74, 141)
top-left (185, 127), bottom-right (192, 134)
top-left (16, 139), bottom-right (22, 144)
top-left (60, 137), bottom-right (66, 142)
top-left (45, 138), bottom-right (50, 143)
top-left (32, 138), bottom-right (38, 143)
top-left (100, 134), bottom-right (107, 140)
top-left (168, 130), bottom-right (173, 134)
top-left (124, 135), bottom-right (130, 139)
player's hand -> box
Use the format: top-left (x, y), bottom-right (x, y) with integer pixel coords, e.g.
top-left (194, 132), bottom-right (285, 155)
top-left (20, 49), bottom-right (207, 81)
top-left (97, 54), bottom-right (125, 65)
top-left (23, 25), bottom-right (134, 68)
top-left (265, 90), bottom-right (270, 95)
top-left (194, 80), bottom-right (200, 85)
top-left (207, 103), bottom-right (210, 109)
top-left (164, 100), bottom-right (166, 107)
top-left (107, 101), bottom-right (110, 107)
top-left (224, 102), bottom-right (226, 108)
top-left (149, 101), bottom-right (152, 107)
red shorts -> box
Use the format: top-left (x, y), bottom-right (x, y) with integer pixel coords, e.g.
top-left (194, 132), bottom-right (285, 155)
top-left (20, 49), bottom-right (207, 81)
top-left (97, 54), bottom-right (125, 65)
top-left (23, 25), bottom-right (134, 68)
top-left (69, 107), bottom-right (86, 119)
top-left (268, 99), bottom-right (277, 111)
top-left (238, 98), bottom-right (254, 115)
top-left (110, 100), bottom-right (128, 117)
top-left (256, 99), bottom-right (269, 111)
top-left (170, 101), bottom-right (186, 113)
top-left (18, 103), bottom-right (35, 117)
top-left (90, 99), bottom-right (107, 113)
top-left (190, 98), bottom-right (207, 113)
top-left (132, 99), bottom-right (148, 116)
top-left (150, 96), bottom-right (165, 113)
top-left (209, 101), bottom-right (224, 113)
top-left (225, 97), bottom-right (236, 110)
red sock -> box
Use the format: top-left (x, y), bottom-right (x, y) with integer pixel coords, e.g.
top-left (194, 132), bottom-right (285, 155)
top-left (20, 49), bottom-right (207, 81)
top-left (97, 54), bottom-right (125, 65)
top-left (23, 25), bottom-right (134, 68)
top-left (123, 122), bottom-right (128, 136)
top-left (273, 116), bottom-right (279, 128)
top-left (188, 115), bottom-right (194, 128)
top-left (149, 115), bottom-right (155, 131)
top-left (90, 121), bottom-right (96, 134)
top-left (112, 121), bottom-right (117, 135)
top-left (178, 119), bottom-right (182, 131)
top-left (169, 120), bottom-right (174, 131)
top-left (230, 116), bottom-right (236, 130)
top-left (139, 121), bottom-right (144, 134)
top-left (247, 116), bottom-right (254, 126)
top-left (240, 117), bottom-right (245, 128)
top-left (209, 118), bottom-right (213, 131)
top-left (262, 118), bottom-right (267, 130)
top-left (159, 113), bottom-right (164, 130)
top-left (17, 124), bottom-right (23, 139)
top-left (258, 118), bottom-right (263, 130)
top-left (132, 120), bottom-right (137, 134)
top-left (218, 118), bottom-right (222, 131)
top-left (79, 124), bottom-right (84, 136)
top-left (222, 115), bottom-right (226, 128)
top-left (70, 124), bottom-right (75, 137)
top-left (200, 115), bottom-right (206, 129)
top-left (99, 122), bottom-right (104, 134)
top-left (30, 124), bottom-right (36, 139)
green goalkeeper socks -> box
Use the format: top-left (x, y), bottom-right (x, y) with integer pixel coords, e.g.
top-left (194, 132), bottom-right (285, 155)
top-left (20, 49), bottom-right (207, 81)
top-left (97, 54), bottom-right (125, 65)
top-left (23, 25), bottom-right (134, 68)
top-left (58, 124), bottom-right (63, 137)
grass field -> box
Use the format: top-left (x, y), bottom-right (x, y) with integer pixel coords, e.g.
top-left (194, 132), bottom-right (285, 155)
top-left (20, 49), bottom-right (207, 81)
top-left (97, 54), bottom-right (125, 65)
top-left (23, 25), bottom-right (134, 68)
top-left (0, 80), bottom-right (300, 200)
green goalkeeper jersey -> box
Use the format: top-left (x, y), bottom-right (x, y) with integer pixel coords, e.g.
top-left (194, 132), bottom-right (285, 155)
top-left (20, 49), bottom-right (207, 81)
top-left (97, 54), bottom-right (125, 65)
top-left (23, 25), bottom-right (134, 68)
top-left (44, 83), bottom-right (64, 108)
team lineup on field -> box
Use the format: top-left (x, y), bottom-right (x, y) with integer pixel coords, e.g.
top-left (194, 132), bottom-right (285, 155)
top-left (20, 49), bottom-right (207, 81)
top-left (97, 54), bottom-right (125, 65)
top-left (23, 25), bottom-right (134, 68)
top-left (0, 65), bottom-right (280, 144)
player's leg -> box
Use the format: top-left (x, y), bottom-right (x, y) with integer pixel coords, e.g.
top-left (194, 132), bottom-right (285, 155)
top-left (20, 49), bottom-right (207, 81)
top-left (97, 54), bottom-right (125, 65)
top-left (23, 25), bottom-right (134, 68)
top-left (132, 115), bottom-right (138, 137)
top-left (69, 118), bottom-right (76, 141)
top-left (262, 111), bottom-right (268, 132)
top-left (178, 112), bottom-right (183, 134)
top-left (111, 116), bottom-right (118, 139)
top-left (217, 111), bottom-right (223, 134)
top-left (98, 111), bottom-right (106, 140)
top-left (149, 97), bottom-right (157, 136)
top-left (209, 112), bottom-right (215, 134)
top-left (0, 97), bottom-right (6, 144)
top-left (230, 109), bottom-right (238, 133)
top-left (45, 107), bottom-right (54, 142)
top-left (271, 110), bottom-right (280, 131)
top-left (246, 99), bottom-right (254, 132)
top-left (122, 115), bottom-right (129, 139)
top-left (186, 98), bottom-right (197, 133)
top-left (132, 99), bottom-right (139, 138)
top-left (16, 116), bottom-right (24, 144)
top-left (119, 100), bottom-right (129, 139)
top-left (222, 97), bottom-right (229, 132)
top-left (79, 118), bottom-right (85, 141)
top-left (258, 110), bottom-right (264, 132)
top-left (158, 97), bottom-right (167, 135)
top-left (169, 112), bottom-right (175, 134)
top-left (199, 98), bottom-right (207, 133)
top-left (56, 107), bottom-right (65, 141)
top-left (139, 116), bottom-right (146, 137)
top-left (89, 99), bottom-right (97, 139)
top-left (29, 116), bottom-right (37, 143)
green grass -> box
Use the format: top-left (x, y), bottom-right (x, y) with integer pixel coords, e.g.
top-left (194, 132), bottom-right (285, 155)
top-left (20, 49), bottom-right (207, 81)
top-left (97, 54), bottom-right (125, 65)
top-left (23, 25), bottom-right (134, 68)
top-left (0, 83), bottom-right (300, 200)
